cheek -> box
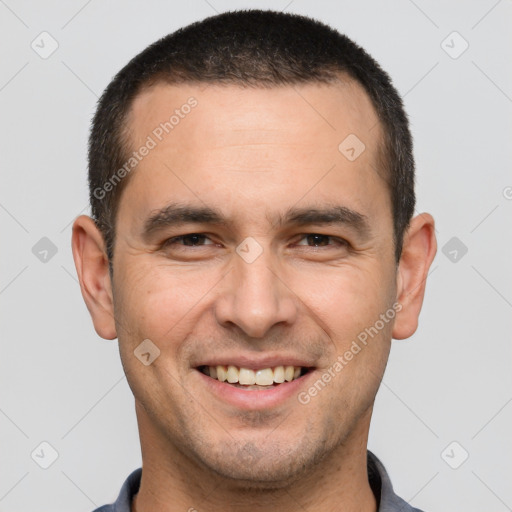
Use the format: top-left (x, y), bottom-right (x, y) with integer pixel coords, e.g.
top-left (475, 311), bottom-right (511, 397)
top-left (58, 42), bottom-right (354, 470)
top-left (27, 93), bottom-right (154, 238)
top-left (113, 260), bottom-right (220, 346)
top-left (287, 262), bottom-right (393, 340)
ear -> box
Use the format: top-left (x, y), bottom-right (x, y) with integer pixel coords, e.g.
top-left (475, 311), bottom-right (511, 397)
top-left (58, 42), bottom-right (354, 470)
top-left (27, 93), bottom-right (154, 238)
top-left (71, 215), bottom-right (117, 340)
top-left (392, 213), bottom-right (437, 340)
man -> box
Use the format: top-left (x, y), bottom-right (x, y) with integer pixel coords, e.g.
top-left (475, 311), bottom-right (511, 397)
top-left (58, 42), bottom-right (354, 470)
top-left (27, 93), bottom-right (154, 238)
top-left (72, 9), bottom-right (436, 512)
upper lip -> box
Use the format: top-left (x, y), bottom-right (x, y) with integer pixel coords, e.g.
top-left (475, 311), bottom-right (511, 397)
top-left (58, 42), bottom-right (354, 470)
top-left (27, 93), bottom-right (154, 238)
top-left (193, 354), bottom-right (315, 370)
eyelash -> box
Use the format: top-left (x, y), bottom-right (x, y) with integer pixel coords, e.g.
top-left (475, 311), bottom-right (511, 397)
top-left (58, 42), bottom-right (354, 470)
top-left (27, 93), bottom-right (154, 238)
top-left (162, 233), bottom-right (349, 249)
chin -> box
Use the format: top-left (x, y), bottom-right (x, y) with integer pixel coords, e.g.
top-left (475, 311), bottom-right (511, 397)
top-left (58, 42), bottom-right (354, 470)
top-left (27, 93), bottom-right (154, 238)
top-left (189, 435), bottom-right (331, 489)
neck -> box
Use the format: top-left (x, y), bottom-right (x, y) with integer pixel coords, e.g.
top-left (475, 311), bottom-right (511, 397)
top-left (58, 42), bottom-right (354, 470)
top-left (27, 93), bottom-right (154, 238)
top-left (132, 403), bottom-right (377, 512)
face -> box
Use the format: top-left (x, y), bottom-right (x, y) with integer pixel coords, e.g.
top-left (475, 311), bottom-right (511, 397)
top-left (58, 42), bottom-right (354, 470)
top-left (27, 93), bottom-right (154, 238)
top-left (99, 79), bottom-right (400, 484)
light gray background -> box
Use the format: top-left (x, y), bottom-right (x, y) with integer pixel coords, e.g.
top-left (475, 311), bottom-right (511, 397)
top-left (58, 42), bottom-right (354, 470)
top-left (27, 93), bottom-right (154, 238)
top-left (1, 0), bottom-right (511, 511)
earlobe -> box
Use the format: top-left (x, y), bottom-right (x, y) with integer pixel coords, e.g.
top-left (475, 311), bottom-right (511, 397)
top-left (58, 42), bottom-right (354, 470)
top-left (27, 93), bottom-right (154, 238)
top-left (71, 215), bottom-right (117, 340)
top-left (392, 213), bottom-right (437, 340)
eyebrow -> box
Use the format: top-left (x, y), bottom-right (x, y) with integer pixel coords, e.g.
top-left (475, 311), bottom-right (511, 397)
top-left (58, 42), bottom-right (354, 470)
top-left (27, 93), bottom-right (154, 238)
top-left (272, 205), bottom-right (370, 236)
top-left (143, 203), bottom-right (225, 239)
top-left (142, 202), bottom-right (370, 240)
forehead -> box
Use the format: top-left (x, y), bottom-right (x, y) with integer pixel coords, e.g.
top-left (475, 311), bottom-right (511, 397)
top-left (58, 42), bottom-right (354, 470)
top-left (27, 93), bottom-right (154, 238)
top-left (119, 78), bottom-right (388, 228)
top-left (128, 77), bottom-right (381, 151)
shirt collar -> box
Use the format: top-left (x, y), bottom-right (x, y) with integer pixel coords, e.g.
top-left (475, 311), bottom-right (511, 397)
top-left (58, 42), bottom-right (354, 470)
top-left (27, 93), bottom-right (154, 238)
top-left (368, 451), bottom-right (425, 512)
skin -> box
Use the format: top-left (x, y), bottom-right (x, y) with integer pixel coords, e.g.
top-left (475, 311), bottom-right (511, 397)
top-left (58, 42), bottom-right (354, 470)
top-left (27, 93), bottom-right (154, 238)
top-left (72, 77), bottom-right (436, 512)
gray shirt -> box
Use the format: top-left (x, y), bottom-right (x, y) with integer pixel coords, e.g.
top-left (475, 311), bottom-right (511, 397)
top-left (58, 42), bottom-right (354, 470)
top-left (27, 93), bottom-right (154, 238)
top-left (93, 451), bottom-right (425, 512)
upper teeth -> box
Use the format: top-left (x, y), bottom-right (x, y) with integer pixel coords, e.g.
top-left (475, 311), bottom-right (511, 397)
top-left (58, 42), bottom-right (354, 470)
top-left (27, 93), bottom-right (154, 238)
top-left (204, 365), bottom-right (302, 385)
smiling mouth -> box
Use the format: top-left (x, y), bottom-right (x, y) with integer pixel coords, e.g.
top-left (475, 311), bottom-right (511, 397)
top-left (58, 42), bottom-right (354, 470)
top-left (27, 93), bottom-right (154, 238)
top-left (197, 365), bottom-right (311, 389)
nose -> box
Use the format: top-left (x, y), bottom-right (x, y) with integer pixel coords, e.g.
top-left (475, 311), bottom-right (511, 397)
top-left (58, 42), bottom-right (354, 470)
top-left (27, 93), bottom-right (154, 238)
top-left (214, 247), bottom-right (298, 339)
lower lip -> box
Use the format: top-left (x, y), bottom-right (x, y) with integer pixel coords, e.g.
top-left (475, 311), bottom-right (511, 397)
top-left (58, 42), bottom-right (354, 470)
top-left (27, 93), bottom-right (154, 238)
top-left (195, 369), bottom-right (314, 410)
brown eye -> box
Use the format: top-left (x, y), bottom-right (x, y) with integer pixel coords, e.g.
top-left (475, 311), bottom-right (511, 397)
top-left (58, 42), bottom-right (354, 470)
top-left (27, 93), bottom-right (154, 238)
top-left (296, 234), bottom-right (346, 247)
top-left (306, 234), bottom-right (330, 246)
top-left (164, 233), bottom-right (214, 247)
top-left (180, 234), bottom-right (209, 246)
